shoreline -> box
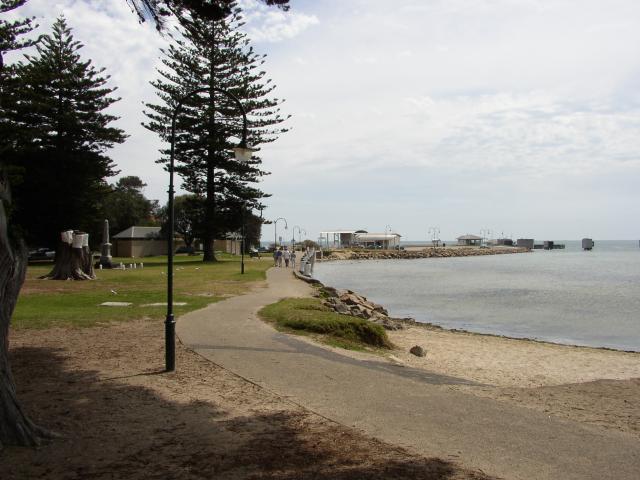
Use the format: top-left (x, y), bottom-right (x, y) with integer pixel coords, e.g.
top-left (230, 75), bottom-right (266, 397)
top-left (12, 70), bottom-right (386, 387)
top-left (297, 272), bottom-right (639, 437)
top-left (397, 318), bottom-right (640, 354)
top-left (301, 270), bottom-right (638, 354)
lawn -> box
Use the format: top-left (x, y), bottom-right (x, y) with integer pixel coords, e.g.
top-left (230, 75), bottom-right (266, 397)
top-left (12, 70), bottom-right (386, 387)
top-left (14, 254), bottom-right (272, 329)
top-left (259, 297), bottom-right (392, 351)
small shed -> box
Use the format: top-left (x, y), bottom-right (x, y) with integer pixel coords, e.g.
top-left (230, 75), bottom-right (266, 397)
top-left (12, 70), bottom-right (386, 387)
top-left (214, 238), bottom-right (242, 255)
top-left (517, 238), bottom-right (534, 249)
top-left (113, 226), bottom-right (166, 258)
top-left (456, 234), bottom-right (482, 246)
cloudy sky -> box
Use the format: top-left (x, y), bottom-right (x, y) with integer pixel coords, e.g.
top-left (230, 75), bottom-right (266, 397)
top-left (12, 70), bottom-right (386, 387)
top-left (7, 0), bottom-right (640, 241)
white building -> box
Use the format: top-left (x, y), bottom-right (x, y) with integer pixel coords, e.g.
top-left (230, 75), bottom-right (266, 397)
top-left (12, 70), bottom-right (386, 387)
top-left (319, 229), bottom-right (402, 249)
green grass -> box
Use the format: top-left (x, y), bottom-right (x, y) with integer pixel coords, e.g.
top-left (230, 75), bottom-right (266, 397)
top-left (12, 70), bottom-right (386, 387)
top-left (14, 254), bottom-right (271, 329)
top-left (259, 297), bottom-right (392, 351)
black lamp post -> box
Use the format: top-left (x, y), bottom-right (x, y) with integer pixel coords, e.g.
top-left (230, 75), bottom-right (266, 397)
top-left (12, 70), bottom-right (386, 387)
top-left (165, 87), bottom-right (252, 372)
top-left (273, 217), bottom-right (287, 249)
top-left (292, 225), bottom-right (305, 250)
top-left (241, 202), bottom-right (246, 274)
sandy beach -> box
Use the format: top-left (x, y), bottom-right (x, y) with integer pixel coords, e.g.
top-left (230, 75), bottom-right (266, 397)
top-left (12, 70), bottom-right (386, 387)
top-left (376, 324), bottom-right (640, 438)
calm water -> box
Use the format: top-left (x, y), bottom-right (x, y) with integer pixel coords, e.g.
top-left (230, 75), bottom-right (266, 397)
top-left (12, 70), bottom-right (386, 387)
top-left (313, 241), bottom-right (640, 351)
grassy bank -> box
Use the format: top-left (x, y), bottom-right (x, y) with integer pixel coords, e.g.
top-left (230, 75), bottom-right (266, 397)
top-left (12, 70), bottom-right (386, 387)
top-left (259, 297), bottom-right (392, 351)
top-left (14, 254), bottom-right (271, 329)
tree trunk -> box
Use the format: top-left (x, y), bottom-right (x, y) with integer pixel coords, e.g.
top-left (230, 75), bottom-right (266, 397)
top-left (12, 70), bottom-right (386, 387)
top-left (202, 160), bottom-right (217, 262)
top-left (0, 180), bottom-right (52, 449)
top-left (41, 231), bottom-right (95, 281)
top-left (202, 49), bottom-right (218, 263)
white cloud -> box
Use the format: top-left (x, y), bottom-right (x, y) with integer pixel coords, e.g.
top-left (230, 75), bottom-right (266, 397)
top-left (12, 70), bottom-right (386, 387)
top-left (5, 0), bottom-right (640, 240)
top-left (238, 0), bottom-right (319, 43)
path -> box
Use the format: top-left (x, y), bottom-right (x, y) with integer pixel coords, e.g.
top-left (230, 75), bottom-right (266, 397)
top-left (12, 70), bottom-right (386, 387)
top-left (177, 266), bottom-right (640, 480)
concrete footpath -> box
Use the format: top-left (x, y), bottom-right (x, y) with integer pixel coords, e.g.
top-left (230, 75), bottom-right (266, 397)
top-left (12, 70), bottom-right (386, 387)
top-left (177, 266), bottom-right (640, 480)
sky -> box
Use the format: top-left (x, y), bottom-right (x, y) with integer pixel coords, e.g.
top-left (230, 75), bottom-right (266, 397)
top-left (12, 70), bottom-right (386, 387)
top-left (7, 0), bottom-right (640, 242)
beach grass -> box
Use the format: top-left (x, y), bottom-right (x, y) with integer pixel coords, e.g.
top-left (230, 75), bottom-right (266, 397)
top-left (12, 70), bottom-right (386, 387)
top-left (14, 254), bottom-right (271, 329)
top-left (259, 297), bottom-right (392, 351)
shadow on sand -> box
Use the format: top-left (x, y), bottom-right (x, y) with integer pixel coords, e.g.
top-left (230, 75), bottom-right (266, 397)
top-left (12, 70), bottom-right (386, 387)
top-left (2, 345), bottom-right (495, 480)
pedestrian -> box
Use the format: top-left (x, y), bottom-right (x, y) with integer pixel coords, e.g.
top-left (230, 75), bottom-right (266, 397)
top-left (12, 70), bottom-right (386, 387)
top-left (273, 249), bottom-right (278, 267)
top-left (276, 247), bottom-right (283, 267)
top-left (283, 247), bottom-right (291, 268)
top-left (290, 249), bottom-right (297, 270)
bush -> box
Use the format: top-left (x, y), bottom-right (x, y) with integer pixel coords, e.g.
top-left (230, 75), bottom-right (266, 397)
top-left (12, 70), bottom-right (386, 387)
top-left (259, 298), bottom-right (392, 349)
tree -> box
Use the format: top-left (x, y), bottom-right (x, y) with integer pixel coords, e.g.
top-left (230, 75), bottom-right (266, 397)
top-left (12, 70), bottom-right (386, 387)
top-left (127, 0), bottom-right (289, 31)
top-left (159, 193), bottom-right (205, 250)
top-left (0, 0), bottom-right (39, 72)
top-left (0, 0), bottom-right (53, 449)
top-left (3, 16), bottom-right (126, 248)
top-left (101, 176), bottom-right (159, 236)
top-left (144, 2), bottom-right (288, 262)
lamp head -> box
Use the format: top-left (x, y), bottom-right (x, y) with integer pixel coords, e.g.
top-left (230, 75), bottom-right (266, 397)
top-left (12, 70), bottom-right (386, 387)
top-left (233, 143), bottom-right (255, 163)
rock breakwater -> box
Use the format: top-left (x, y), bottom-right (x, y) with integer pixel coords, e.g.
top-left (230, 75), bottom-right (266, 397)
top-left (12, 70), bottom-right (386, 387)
top-left (323, 246), bottom-right (528, 261)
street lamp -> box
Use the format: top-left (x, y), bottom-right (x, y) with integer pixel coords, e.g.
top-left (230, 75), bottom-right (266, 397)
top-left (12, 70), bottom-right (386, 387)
top-left (273, 217), bottom-right (287, 249)
top-left (165, 86), bottom-right (253, 372)
top-left (428, 226), bottom-right (440, 247)
top-left (292, 225), bottom-right (305, 250)
top-left (385, 224), bottom-right (392, 250)
top-left (239, 201), bottom-right (250, 275)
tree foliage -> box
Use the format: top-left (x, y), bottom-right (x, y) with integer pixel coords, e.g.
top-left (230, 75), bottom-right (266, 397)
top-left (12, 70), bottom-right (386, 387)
top-left (126, 0), bottom-right (289, 31)
top-left (101, 176), bottom-right (159, 237)
top-left (0, 0), bottom-right (39, 71)
top-left (159, 193), bottom-right (204, 249)
top-left (2, 16), bottom-right (126, 247)
top-left (144, 2), bottom-right (287, 261)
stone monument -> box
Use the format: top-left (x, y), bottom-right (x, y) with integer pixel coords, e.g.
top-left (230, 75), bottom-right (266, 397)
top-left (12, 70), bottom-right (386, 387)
top-left (100, 219), bottom-right (113, 268)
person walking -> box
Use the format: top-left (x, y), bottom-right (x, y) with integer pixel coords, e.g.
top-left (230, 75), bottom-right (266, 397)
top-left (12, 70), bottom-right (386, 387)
top-left (290, 249), bottom-right (297, 270)
top-left (276, 247), bottom-right (283, 267)
top-left (283, 247), bottom-right (291, 268)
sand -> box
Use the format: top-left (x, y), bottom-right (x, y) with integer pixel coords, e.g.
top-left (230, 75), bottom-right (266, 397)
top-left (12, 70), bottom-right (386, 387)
top-left (386, 325), bottom-right (640, 437)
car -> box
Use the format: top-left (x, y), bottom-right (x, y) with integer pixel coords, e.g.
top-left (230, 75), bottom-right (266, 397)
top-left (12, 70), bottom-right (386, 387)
top-left (28, 248), bottom-right (56, 262)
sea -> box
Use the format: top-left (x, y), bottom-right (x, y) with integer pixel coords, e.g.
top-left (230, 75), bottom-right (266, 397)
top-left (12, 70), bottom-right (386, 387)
top-left (312, 240), bottom-right (640, 352)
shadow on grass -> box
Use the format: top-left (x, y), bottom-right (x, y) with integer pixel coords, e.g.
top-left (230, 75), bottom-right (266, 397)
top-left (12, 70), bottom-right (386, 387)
top-left (2, 346), bottom-right (495, 480)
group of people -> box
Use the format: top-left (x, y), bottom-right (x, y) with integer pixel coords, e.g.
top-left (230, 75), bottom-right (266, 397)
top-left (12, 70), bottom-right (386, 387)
top-left (273, 246), bottom-right (296, 268)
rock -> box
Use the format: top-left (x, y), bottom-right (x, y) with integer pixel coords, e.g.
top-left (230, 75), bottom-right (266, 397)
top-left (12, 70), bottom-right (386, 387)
top-left (409, 345), bottom-right (426, 357)
top-left (322, 286), bottom-right (340, 298)
top-left (334, 303), bottom-right (351, 315)
top-left (371, 303), bottom-right (388, 315)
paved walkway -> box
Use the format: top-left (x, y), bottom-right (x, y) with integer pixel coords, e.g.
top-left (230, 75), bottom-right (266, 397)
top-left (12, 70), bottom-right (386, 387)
top-left (177, 266), bottom-right (640, 480)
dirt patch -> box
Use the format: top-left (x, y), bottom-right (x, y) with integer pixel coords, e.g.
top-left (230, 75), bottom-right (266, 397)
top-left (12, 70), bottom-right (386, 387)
top-left (2, 320), bottom-right (495, 479)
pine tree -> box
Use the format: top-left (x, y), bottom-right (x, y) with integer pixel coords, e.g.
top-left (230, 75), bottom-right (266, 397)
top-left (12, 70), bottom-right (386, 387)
top-left (144, 2), bottom-right (288, 261)
top-left (0, 0), bottom-right (38, 72)
top-left (3, 16), bottom-right (126, 247)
